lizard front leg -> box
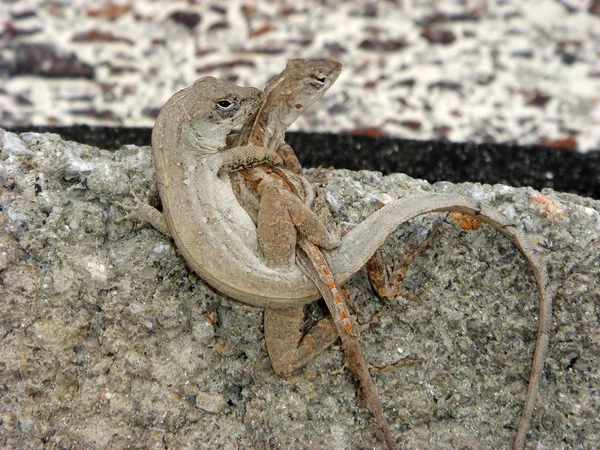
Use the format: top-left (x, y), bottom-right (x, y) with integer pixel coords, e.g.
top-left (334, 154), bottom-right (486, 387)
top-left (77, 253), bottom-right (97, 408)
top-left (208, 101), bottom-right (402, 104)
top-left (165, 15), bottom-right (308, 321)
top-left (114, 146), bottom-right (282, 234)
top-left (275, 141), bottom-right (303, 174)
top-left (113, 187), bottom-right (171, 236)
top-left (219, 144), bottom-right (283, 173)
top-left (312, 185), bottom-right (342, 242)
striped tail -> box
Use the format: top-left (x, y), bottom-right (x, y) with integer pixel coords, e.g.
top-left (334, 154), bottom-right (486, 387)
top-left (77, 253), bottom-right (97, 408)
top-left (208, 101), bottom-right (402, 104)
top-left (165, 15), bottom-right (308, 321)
top-left (297, 239), bottom-right (397, 450)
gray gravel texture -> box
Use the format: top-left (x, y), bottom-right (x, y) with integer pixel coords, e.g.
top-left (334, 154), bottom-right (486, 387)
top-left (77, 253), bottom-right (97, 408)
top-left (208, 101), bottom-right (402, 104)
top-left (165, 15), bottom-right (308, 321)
top-left (1, 130), bottom-right (599, 449)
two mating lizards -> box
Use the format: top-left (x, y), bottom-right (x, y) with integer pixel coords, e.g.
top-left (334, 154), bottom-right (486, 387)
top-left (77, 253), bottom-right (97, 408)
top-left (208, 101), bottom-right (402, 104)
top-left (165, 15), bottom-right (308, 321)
top-left (119, 63), bottom-right (555, 449)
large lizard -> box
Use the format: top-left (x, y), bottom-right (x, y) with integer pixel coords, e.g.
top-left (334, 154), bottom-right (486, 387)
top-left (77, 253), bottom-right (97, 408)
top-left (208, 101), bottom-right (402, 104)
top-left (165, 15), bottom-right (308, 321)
top-left (119, 69), bottom-right (556, 450)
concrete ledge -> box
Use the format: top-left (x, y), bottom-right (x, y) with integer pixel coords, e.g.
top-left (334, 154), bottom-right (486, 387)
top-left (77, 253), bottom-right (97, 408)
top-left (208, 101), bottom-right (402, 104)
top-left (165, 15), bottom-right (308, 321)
top-left (1, 130), bottom-right (598, 448)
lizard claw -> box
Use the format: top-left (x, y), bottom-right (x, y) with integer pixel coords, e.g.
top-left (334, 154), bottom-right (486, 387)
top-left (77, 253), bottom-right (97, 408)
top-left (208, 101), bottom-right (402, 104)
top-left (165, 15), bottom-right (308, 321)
top-left (111, 201), bottom-right (138, 224)
top-left (307, 166), bottom-right (333, 184)
top-left (111, 184), bottom-right (152, 227)
top-left (265, 149), bottom-right (283, 167)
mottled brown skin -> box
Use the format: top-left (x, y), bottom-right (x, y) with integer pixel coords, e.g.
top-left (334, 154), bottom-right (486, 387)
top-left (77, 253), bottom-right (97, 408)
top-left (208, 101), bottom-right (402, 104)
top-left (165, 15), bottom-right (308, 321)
top-left (229, 59), bottom-right (344, 266)
top-left (226, 59), bottom-right (397, 449)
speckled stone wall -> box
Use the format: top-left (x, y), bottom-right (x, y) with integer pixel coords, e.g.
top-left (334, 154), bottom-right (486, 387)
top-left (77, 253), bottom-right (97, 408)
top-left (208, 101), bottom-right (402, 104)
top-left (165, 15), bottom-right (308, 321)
top-left (2, 0), bottom-right (600, 152)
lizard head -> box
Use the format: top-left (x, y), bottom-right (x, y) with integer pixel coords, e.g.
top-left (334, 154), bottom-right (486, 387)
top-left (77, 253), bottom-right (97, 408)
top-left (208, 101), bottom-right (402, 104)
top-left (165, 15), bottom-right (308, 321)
top-left (192, 76), bottom-right (263, 131)
top-left (181, 77), bottom-right (263, 148)
top-left (264, 59), bottom-right (342, 127)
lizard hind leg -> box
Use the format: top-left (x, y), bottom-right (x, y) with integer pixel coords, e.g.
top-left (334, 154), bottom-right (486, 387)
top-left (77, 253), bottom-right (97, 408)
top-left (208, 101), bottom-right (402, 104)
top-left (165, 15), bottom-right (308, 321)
top-left (257, 180), bottom-right (298, 268)
top-left (264, 306), bottom-right (339, 377)
top-left (367, 222), bottom-right (441, 303)
top-left (257, 178), bottom-right (342, 268)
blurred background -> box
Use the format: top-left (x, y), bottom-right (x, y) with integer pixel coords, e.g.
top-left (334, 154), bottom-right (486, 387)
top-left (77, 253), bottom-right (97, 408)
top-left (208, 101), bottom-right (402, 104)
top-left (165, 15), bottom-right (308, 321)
top-left (1, 0), bottom-right (599, 152)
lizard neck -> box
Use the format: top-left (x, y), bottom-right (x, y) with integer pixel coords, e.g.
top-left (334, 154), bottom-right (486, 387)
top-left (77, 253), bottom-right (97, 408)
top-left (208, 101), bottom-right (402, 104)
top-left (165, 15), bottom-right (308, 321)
top-left (180, 121), bottom-right (228, 158)
top-left (251, 100), bottom-right (289, 148)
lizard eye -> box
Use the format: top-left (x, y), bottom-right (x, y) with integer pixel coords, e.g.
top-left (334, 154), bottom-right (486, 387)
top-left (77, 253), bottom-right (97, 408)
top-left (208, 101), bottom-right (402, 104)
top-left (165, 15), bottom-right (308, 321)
top-left (308, 73), bottom-right (327, 85)
top-left (214, 96), bottom-right (242, 119)
top-left (217, 99), bottom-right (233, 109)
top-left (308, 73), bottom-right (327, 87)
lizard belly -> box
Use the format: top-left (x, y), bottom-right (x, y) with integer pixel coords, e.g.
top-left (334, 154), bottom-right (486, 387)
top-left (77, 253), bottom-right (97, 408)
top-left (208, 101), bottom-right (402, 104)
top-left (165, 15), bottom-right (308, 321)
top-left (215, 170), bottom-right (259, 252)
top-left (164, 154), bottom-right (321, 308)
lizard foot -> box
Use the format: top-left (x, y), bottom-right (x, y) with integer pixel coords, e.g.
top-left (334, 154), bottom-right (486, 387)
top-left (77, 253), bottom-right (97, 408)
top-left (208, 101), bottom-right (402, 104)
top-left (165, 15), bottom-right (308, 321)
top-left (112, 185), bottom-right (149, 223)
top-left (366, 221), bottom-right (442, 304)
top-left (111, 185), bottom-right (170, 236)
top-left (306, 165), bottom-right (334, 184)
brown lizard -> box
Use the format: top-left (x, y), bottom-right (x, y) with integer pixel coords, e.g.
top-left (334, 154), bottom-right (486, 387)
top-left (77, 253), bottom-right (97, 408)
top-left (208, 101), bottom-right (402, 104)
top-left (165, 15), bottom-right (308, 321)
top-left (117, 70), bottom-right (556, 450)
top-left (227, 58), bottom-right (397, 448)
top-left (228, 58), bottom-right (344, 266)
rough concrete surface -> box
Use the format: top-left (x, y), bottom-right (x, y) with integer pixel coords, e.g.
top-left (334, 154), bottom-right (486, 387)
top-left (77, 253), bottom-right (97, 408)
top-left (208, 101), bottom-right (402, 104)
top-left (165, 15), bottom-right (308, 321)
top-left (1, 130), bottom-right (599, 449)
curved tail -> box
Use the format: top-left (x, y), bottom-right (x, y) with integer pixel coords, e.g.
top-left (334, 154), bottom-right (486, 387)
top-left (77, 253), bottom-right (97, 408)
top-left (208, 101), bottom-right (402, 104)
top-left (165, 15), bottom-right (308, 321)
top-left (332, 193), bottom-right (553, 449)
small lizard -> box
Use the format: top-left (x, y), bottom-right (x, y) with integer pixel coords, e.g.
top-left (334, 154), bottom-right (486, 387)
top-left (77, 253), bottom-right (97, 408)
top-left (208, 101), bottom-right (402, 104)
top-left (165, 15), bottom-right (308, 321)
top-left (119, 71), bottom-right (555, 450)
top-left (223, 59), bottom-right (555, 449)
top-left (227, 58), bottom-right (396, 448)
top-left (229, 58), bottom-right (344, 267)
